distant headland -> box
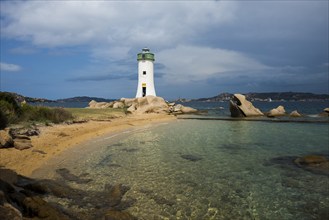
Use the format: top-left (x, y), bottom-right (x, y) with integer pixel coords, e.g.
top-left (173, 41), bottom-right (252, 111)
top-left (3, 91), bottom-right (329, 104)
top-left (178, 92), bottom-right (329, 103)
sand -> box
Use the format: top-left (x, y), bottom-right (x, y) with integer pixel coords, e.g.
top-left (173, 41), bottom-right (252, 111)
top-left (0, 114), bottom-right (176, 176)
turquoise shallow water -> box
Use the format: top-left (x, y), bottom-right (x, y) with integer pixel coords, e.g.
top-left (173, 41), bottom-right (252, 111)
top-left (32, 119), bottom-right (329, 219)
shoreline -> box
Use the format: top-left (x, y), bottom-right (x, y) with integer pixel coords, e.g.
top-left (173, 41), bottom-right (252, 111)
top-left (0, 113), bottom-right (176, 177)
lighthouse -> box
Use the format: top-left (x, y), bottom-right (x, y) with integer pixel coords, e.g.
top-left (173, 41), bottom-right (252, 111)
top-left (136, 48), bottom-right (156, 98)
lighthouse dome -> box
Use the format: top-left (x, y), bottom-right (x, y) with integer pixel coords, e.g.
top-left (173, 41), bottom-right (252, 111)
top-left (142, 48), bottom-right (150, 53)
top-left (137, 47), bottom-right (155, 61)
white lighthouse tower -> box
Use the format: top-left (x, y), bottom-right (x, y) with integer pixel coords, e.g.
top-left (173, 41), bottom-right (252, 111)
top-left (136, 48), bottom-right (156, 98)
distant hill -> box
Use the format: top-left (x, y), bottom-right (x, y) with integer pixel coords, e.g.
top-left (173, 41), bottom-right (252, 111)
top-left (2, 92), bottom-right (114, 103)
top-left (194, 92), bottom-right (329, 102)
top-left (2, 92), bottom-right (54, 103)
top-left (56, 96), bottom-right (114, 103)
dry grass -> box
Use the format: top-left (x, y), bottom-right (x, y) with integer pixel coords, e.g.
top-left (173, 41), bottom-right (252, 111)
top-left (66, 108), bottom-right (126, 121)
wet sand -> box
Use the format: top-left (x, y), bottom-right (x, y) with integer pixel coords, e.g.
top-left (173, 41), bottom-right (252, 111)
top-left (0, 113), bottom-right (176, 176)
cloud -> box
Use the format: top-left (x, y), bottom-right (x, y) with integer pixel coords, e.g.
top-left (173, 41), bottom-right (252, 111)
top-left (0, 62), bottom-right (22, 72)
top-left (157, 45), bottom-right (270, 83)
top-left (0, 1), bottom-right (236, 50)
top-left (9, 46), bottom-right (38, 55)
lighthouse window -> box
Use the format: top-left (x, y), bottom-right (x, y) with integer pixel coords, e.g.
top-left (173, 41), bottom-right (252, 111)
top-left (143, 71), bottom-right (146, 75)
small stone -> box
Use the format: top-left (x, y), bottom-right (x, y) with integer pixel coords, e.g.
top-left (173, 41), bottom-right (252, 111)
top-left (181, 154), bottom-right (202, 162)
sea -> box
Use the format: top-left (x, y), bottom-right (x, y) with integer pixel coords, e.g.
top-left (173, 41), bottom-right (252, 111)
top-left (31, 101), bottom-right (329, 220)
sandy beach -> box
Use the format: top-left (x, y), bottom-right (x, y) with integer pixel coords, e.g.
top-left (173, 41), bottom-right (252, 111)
top-left (0, 113), bottom-right (176, 177)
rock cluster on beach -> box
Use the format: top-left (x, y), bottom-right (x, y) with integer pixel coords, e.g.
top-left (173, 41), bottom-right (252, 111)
top-left (229, 93), bottom-right (328, 118)
top-left (0, 127), bottom-right (39, 150)
top-left (88, 95), bottom-right (198, 115)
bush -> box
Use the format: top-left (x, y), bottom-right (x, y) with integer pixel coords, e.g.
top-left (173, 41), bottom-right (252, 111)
top-left (0, 92), bottom-right (21, 124)
top-left (20, 105), bottom-right (73, 124)
top-left (0, 92), bottom-right (73, 126)
top-left (0, 110), bottom-right (8, 129)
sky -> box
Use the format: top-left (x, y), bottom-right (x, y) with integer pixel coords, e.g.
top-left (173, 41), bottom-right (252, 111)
top-left (0, 0), bottom-right (328, 100)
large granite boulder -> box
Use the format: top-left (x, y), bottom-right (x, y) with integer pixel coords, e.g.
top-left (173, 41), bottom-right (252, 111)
top-left (267, 105), bottom-right (286, 117)
top-left (113, 101), bottom-right (125, 109)
top-left (120, 98), bottom-right (136, 107)
top-left (134, 96), bottom-right (169, 114)
top-left (229, 94), bottom-right (264, 117)
top-left (0, 129), bottom-right (13, 148)
top-left (173, 104), bottom-right (198, 114)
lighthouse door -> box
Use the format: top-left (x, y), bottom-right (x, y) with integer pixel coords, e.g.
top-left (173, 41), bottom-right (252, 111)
top-left (142, 87), bottom-right (146, 97)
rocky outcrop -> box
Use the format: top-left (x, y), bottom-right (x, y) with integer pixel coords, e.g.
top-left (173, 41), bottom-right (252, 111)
top-left (0, 129), bottom-right (13, 148)
top-left (13, 135), bottom-right (33, 150)
top-left (0, 127), bottom-right (37, 150)
top-left (290, 110), bottom-right (301, 117)
top-left (89, 96), bottom-right (198, 115)
top-left (318, 108), bottom-right (329, 117)
top-left (9, 126), bottom-right (40, 137)
top-left (112, 101), bottom-right (125, 109)
top-left (173, 104), bottom-right (198, 114)
top-left (229, 94), bottom-right (264, 117)
top-left (267, 105), bottom-right (286, 117)
top-left (88, 100), bottom-right (113, 109)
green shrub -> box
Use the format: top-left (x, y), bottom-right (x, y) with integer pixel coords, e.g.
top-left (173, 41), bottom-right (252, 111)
top-left (20, 105), bottom-right (73, 124)
top-left (0, 92), bottom-right (21, 114)
top-left (0, 92), bottom-right (21, 124)
top-left (0, 92), bottom-right (73, 126)
top-left (0, 110), bottom-right (8, 129)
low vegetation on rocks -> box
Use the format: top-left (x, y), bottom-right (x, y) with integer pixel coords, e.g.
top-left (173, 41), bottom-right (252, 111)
top-left (0, 92), bottom-right (73, 129)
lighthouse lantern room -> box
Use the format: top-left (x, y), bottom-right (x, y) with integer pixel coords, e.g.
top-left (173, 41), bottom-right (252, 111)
top-left (136, 48), bottom-right (156, 98)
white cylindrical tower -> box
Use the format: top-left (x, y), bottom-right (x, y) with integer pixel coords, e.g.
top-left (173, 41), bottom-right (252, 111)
top-left (135, 48), bottom-right (157, 98)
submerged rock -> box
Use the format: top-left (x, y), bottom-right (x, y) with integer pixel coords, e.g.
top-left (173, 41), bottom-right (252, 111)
top-left (56, 168), bottom-right (92, 184)
top-left (0, 168), bottom-right (137, 219)
top-left (106, 184), bottom-right (131, 207)
top-left (104, 210), bottom-right (136, 220)
top-left (181, 154), bottom-right (202, 162)
top-left (294, 155), bottom-right (329, 175)
top-left (229, 94), bottom-right (264, 117)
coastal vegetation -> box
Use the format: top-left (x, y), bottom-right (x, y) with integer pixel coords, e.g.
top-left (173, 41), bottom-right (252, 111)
top-left (0, 92), bottom-right (73, 128)
top-left (66, 108), bottom-right (125, 121)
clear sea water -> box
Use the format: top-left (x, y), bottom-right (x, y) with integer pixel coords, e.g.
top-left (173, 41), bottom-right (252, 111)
top-left (32, 101), bottom-right (329, 219)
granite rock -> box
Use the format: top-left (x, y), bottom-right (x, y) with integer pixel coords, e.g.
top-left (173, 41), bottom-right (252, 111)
top-left (0, 129), bottom-right (13, 148)
top-left (229, 94), bottom-right (264, 117)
